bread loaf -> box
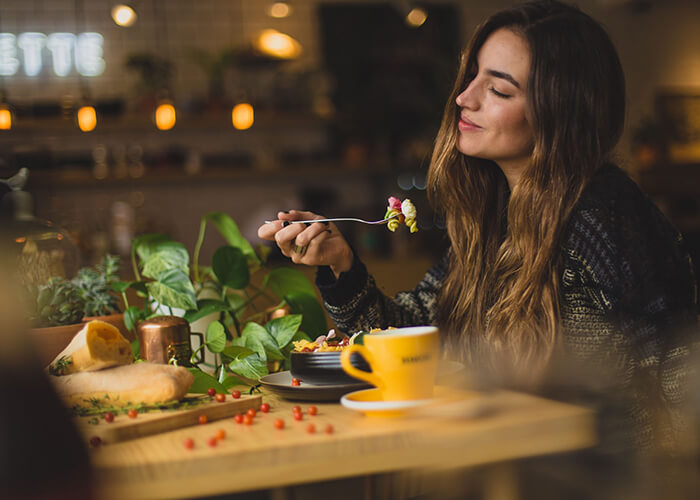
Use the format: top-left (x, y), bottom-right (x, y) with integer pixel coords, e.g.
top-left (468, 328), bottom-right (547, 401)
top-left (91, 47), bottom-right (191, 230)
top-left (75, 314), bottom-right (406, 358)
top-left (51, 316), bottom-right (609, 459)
top-left (50, 362), bottom-right (194, 406)
top-left (48, 320), bottom-right (133, 375)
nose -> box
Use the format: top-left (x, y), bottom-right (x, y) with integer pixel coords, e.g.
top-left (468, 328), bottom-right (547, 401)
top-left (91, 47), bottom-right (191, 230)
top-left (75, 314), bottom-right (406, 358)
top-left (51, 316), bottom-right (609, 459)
top-left (456, 80), bottom-right (479, 110)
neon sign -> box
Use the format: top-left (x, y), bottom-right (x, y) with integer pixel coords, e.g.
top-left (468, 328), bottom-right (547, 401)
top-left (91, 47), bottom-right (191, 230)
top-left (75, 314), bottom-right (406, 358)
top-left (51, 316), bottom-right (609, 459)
top-left (0, 32), bottom-right (105, 77)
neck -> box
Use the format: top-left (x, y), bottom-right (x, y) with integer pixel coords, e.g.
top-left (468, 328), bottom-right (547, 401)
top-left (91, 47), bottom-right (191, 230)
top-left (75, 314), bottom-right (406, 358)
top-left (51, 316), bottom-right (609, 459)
top-left (497, 159), bottom-right (529, 191)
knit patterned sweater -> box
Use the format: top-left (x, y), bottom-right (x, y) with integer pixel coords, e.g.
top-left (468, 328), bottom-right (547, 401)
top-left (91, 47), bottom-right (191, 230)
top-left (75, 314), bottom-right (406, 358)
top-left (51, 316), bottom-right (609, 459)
top-left (316, 164), bottom-right (699, 448)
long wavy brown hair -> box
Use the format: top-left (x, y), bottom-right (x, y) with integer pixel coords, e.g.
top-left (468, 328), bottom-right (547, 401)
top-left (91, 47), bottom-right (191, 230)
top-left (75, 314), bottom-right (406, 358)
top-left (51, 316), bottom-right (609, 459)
top-left (428, 0), bottom-right (625, 382)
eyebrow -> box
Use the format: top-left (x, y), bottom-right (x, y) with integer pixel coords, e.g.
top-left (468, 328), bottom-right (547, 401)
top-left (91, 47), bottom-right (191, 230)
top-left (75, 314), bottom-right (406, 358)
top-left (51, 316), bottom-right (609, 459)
top-left (485, 69), bottom-right (521, 89)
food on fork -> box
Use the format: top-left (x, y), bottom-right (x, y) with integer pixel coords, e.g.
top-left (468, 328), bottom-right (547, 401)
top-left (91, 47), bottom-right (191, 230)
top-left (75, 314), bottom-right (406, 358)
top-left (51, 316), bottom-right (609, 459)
top-left (385, 197), bottom-right (418, 233)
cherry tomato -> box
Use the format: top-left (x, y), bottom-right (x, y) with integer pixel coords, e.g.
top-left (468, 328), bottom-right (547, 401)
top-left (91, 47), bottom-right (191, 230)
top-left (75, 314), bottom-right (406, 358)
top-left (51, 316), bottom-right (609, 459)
top-left (231, 390), bottom-right (241, 399)
top-left (292, 406), bottom-right (301, 413)
top-left (183, 437), bottom-right (195, 449)
top-left (291, 378), bottom-right (301, 387)
top-left (293, 411), bottom-right (303, 421)
top-left (260, 403), bottom-right (270, 413)
top-left (234, 414), bottom-right (244, 424)
top-left (207, 387), bottom-right (216, 397)
top-left (207, 436), bottom-right (218, 447)
top-left (243, 414), bottom-right (253, 425)
top-left (274, 418), bottom-right (285, 430)
top-left (127, 409), bottom-right (138, 419)
top-left (198, 414), bottom-right (208, 425)
top-left (89, 436), bottom-right (102, 448)
top-left (325, 424), bottom-right (334, 435)
top-left (247, 408), bottom-right (257, 418)
top-left (306, 423), bottom-right (316, 434)
top-left (307, 405), bottom-right (318, 416)
top-left (215, 393), bottom-right (226, 403)
top-left (215, 428), bottom-right (226, 440)
top-left (104, 412), bottom-right (115, 423)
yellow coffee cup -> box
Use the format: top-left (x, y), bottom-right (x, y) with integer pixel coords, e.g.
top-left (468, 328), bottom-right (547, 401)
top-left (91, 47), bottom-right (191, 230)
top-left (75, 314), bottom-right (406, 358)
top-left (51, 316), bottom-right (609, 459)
top-left (340, 326), bottom-right (439, 401)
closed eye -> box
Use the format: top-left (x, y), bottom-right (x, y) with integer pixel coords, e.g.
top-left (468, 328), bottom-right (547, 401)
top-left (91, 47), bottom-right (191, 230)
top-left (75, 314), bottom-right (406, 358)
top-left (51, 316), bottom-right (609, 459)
top-left (489, 87), bottom-right (511, 99)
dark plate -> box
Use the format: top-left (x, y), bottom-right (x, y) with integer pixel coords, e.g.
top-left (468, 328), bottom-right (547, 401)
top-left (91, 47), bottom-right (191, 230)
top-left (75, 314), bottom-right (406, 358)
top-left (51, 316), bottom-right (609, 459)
top-left (258, 371), bottom-right (371, 402)
top-left (290, 350), bottom-right (371, 385)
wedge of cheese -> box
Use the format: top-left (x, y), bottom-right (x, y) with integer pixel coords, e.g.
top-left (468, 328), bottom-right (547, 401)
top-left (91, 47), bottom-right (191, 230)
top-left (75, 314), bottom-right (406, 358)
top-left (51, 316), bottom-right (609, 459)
top-left (50, 362), bottom-right (194, 406)
top-left (47, 320), bottom-right (133, 375)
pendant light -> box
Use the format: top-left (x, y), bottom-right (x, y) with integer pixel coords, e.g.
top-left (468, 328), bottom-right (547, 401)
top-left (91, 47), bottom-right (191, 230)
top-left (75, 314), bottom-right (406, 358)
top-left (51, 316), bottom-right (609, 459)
top-left (0, 11), bottom-right (12, 130)
top-left (75, 0), bottom-right (97, 132)
top-left (152, 0), bottom-right (175, 130)
top-left (267, 2), bottom-right (293, 19)
top-left (231, 102), bottom-right (254, 130)
top-left (0, 100), bottom-right (12, 131)
top-left (76, 102), bottom-right (97, 132)
top-left (111, 3), bottom-right (138, 27)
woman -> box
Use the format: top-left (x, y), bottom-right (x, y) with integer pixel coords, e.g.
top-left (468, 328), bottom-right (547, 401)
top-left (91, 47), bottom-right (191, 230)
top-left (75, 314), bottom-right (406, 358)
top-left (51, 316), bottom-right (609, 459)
top-left (258, 0), bottom-right (698, 448)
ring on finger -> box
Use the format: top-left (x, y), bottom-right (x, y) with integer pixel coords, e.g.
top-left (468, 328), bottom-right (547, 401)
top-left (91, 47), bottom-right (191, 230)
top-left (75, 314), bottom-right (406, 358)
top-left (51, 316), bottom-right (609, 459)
top-left (292, 239), bottom-right (308, 256)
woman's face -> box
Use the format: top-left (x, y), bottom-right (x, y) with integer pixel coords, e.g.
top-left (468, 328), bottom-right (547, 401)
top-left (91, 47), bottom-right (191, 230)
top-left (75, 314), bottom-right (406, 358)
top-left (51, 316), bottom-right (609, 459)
top-left (455, 28), bottom-right (533, 184)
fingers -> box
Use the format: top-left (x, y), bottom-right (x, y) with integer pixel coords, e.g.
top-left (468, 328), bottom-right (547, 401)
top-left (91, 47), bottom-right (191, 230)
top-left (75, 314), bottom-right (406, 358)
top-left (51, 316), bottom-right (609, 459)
top-left (291, 220), bottom-right (331, 247)
top-left (289, 227), bottom-right (333, 265)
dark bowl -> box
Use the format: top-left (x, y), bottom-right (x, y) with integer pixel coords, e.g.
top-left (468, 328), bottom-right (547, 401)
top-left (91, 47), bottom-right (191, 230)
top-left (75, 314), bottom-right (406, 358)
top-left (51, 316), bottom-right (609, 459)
top-left (290, 350), bottom-right (371, 386)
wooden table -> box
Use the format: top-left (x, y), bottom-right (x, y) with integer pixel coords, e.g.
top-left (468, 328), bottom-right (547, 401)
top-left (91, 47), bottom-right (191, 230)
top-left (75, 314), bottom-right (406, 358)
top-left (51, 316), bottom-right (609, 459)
top-left (91, 388), bottom-right (595, 500)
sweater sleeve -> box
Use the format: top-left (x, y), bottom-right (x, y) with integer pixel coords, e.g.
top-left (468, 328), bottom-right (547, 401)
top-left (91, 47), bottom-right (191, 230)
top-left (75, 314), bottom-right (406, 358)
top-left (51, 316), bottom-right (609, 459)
top-left (314, 252), bottom-right (448, 334)
top-left (559, 171), bottom-right (699, 448)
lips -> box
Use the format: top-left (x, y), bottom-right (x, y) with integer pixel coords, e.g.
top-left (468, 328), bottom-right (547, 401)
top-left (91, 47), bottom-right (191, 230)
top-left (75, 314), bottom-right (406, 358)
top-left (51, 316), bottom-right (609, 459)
top-left (458, 115), bottom-right (481, 131)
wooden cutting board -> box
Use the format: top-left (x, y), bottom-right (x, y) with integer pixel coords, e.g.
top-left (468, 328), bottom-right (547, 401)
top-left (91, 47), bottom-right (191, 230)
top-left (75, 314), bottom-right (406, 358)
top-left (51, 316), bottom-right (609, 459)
top-left (77, 393), bottom-right (262, 445)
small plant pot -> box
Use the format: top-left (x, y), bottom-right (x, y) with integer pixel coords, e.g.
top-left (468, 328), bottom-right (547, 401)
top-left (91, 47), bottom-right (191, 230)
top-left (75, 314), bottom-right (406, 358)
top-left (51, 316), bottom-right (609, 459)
top-left (29, 322), bottom-right (85, 367)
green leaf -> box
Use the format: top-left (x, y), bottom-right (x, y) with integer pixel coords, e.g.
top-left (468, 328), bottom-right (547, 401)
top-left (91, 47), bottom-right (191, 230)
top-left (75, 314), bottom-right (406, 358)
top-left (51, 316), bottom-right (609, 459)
top-left (124, 305), bottom-right (142, 332)
top-left (187, 368), bottom-right (227, 393)
top-left (222, 375), bottom-right (249, 390)
top-left (205, 321), bottom-right (226, 353)
top-left (111, 280), bottom-right (132, 293)
top-left (202, 212), bottom-right (259, 264)
top-left (132, 234), bottom-right (173, 262)
top-left (184, 299), bottom-right (230, 324)
top-left (285, 292), bottom-right (327, 339)
top-left (263, 267), bottom-right (316, 298)
top-left (142, 242), bottom-right (190, 278)
top-left (221, 345), bottom-right (256, 360)
top-left (228, 353), bottom-right (269, 380)
top-left (146, 268), bottom-right (197, 310)
top-left (241, 322), bottom-right (284, 361)
top-left (212, 246), bottom-right (249, 289)
top-left (265, 314), bottom-right (302, 349)
top-left (227, 292), bottom-right (247, 319)
top-left (130, 338), bottom-right (140, 359)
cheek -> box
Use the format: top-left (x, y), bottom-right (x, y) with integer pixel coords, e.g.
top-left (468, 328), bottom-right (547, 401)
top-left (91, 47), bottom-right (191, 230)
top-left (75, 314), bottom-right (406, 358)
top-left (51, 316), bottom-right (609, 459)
top-left (500, 108), bottom-right (532, 145)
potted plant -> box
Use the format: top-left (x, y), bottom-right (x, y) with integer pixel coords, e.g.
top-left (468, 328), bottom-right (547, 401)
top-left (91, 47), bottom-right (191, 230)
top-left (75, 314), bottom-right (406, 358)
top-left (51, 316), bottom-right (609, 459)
top-left (115, 212), bottom-right (327, 394)
top-left (27, 255), bottom-right (129, 365)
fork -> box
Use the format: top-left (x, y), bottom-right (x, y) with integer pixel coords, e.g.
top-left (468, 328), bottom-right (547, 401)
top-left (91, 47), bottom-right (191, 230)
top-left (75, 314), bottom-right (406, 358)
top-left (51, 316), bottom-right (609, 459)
top-left (264, 215), bottom-right (398, 225)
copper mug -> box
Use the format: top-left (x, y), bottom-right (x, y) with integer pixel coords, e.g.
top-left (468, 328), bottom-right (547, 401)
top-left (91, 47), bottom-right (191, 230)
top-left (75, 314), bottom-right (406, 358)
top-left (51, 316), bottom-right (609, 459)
top-left (137, 316), bottom-right (204, 366)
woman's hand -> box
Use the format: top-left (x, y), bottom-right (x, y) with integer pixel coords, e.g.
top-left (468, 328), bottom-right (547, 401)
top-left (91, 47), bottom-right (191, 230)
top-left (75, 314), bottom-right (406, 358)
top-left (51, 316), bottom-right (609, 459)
top-left (257, 210), bottom-right (353, 279)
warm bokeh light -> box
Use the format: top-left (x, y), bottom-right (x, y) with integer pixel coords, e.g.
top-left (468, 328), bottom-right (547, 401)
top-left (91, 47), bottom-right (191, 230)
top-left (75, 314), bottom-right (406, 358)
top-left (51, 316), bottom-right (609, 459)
top-left (77, 105), bottom-right (97, 132)
top-left (406, 7), bottom-right (428, 27)
top-left (111, 5), bottom-right (137, 27)
top-left (255, 29), bottom-right (302, 59)
top-left (155, 102), bottom-right (176, 130)
top-left (232, 103), bottom-right (254, 130)
top-left (268, 2), bottom-right (293, 18)
top-left (0, 106), bottom-right (12, 130)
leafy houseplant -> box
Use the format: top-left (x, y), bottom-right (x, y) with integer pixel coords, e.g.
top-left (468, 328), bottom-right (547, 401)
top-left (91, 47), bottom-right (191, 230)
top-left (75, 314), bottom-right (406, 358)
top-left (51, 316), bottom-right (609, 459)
top-left (115, 212), bottom-right (327, 393)
top-left (30, 255), bottom-right (122, 327)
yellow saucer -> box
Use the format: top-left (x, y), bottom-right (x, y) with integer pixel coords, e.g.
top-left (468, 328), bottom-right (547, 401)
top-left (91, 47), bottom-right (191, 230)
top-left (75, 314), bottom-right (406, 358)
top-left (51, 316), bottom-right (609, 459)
top-left (340, 386), bottom-right (459, 418)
